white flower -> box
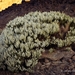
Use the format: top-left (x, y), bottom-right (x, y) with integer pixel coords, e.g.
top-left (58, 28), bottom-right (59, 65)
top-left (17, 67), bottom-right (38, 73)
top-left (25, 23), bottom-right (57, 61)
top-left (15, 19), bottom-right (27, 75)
top-left (20, 34), bottom-right (25, 40)
top-left (25, 51), bottom-right (31, 57)
top-left (20, 43), bottom-right (25, 50)
top-left (25, 59), bottom-right (32, 67)
top-left (14, 27), bottom-right (20, 33)
top-left (15, 40), bottom-right (20, 48)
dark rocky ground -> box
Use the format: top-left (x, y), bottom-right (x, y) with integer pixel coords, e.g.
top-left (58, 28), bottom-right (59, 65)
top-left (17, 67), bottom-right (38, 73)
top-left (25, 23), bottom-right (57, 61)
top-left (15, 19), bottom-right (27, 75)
top-left (0, 0), bottom-right (75, 75)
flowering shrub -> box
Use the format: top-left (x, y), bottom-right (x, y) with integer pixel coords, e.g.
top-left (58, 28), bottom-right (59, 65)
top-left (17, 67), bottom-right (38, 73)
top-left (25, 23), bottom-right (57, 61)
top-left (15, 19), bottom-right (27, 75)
top-left (0, 11), bottom-right (75, 72)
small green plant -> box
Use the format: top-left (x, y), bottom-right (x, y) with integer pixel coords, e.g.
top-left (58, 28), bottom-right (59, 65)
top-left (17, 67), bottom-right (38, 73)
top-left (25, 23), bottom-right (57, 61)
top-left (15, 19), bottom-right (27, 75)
top-left (0, 11), bottom-right (75, 72)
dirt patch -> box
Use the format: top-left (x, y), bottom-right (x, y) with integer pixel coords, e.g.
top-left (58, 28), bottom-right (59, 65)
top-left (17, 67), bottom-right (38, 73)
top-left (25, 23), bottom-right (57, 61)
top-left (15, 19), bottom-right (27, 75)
top-left (0, 0), bottom-right (75, 75)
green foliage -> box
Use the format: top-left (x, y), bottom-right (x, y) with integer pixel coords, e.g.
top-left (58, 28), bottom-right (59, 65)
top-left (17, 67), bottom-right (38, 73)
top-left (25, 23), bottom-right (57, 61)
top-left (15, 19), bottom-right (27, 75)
top-left (0, 11), bottom-right (75, 72)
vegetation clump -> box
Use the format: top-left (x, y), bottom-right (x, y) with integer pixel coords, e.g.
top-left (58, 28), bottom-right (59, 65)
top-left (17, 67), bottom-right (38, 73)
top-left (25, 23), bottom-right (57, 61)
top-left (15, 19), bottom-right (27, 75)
top-left (0, 11), bottom-right (75, 72)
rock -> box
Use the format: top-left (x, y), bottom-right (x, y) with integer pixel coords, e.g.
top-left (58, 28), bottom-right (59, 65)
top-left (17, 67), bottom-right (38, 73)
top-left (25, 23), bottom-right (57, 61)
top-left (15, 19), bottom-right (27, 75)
top-left (25, 72), bottom-right (29, 75)
top-left (41, 51), bottom-right (65, 61)
top-left (52, 61), bottom-right (62, 65)
top-left (64, 50), bottom-right (75, 58)
top-left (72, 55), bottom-right (75, 61)
top-left (41, 49), bottom-right (75, 61)
top-left (69, 64), bottom-right (75, 69)
top-left (45, 58), bottom-right (50, 63)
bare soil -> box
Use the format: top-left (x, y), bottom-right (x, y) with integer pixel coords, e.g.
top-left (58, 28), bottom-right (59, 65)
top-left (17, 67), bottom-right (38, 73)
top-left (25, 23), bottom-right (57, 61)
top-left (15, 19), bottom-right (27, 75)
top-left (0, 0), bottom-right (75, 75)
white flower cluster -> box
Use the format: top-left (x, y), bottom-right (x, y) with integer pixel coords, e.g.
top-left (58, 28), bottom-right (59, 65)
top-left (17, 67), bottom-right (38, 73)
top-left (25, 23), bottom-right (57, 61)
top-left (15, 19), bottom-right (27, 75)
top-left (0, 11), bottom-right (75, 72)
